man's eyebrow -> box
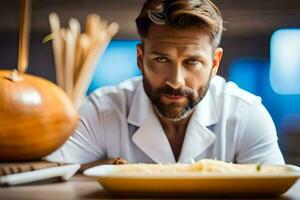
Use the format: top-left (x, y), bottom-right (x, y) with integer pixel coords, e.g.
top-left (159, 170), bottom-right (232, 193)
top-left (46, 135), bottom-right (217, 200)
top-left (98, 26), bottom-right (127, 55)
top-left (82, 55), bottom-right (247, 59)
top-left (185, 52), bottom-right (207, 59)
top-left (149, 51), bottom-right (170, 56)
top-left (187, 54), bottom-right (206, 59)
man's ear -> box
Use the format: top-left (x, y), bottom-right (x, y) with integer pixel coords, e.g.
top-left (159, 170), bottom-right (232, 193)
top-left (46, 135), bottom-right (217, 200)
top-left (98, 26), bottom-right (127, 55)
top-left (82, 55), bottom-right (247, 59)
top-left (212, 47), bottom-right (223, 76)
top-left (136, 43), bottom-right (144, 71)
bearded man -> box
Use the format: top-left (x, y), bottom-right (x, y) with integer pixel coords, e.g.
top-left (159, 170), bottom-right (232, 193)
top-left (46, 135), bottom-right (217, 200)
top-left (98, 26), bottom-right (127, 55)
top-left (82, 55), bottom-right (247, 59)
top-left (46, 0), bottom-right (284, 168)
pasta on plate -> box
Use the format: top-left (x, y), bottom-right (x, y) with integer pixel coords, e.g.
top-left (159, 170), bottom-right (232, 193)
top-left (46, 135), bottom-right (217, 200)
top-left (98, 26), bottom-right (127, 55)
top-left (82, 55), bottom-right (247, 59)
top-left (110, 159), bottom-right (289, 175)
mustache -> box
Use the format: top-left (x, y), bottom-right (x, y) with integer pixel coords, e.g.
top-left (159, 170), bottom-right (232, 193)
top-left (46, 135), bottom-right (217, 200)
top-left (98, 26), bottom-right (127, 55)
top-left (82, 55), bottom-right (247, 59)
top-left (158, 84), bottom-right (196, 97)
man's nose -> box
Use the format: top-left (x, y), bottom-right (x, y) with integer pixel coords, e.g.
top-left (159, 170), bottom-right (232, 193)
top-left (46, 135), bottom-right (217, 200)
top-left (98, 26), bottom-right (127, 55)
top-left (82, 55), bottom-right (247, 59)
top-left (166, 65), bottom-right (185, 89)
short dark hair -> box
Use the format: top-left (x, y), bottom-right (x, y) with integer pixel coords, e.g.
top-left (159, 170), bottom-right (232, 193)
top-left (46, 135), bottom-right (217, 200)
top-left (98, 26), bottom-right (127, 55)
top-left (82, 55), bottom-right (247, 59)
top-left (135, 0), bottom-right (224, 47)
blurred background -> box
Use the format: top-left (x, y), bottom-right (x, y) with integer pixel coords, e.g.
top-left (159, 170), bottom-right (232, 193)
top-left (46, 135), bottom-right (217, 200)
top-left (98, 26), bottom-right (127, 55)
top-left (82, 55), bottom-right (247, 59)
top-left (0, 0), bottom-right (300, 164)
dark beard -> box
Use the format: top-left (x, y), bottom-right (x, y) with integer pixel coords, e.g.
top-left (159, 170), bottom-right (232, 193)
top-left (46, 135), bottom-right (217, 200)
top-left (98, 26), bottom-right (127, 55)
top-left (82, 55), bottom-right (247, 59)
top-left (142, 70), bottom-right (212, 121)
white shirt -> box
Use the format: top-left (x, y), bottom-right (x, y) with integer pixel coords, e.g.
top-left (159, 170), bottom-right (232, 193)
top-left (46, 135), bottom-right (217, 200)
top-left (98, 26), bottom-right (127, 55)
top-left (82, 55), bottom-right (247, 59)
top-left (46, 76), bottom-right (285, 164)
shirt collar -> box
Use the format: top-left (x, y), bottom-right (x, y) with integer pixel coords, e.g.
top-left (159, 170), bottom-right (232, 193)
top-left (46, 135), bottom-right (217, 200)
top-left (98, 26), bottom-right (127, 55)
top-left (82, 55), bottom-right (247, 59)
top-left (127, 80), bottom-right (152, 127)
top-left (127, 78), bottom-right (219, 163)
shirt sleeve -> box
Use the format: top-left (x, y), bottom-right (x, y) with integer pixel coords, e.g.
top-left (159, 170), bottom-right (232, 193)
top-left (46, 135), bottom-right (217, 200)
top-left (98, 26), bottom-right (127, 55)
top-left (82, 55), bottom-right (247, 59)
top-left (44, 97), bottom-right (106, 164)
top-left (236, 101), bottom-right (285, 164)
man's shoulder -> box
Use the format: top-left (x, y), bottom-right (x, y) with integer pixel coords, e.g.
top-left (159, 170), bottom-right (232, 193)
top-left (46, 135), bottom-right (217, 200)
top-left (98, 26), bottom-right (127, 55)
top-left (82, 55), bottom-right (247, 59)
top-left (91, 76), bottom-right (142, 99)
top-left (211, 75), bottom-right (261, 105)
top-left (82, 76), bottom-right (142, 114)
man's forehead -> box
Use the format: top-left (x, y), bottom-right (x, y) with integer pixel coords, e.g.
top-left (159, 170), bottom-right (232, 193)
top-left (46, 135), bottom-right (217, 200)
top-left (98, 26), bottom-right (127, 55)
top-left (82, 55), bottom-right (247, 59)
top-left (144, 24), bottom-right (212, 49)
top-left (148, 42), bottom-right (207, 56)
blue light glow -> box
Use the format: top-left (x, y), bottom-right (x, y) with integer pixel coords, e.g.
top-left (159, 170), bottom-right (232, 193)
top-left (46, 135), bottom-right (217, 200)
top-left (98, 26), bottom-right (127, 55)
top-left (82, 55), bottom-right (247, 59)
top-left (87, 40), bottom-right (141, 94)
top-left (228, 59), bottom-right (263, 95)
top-left (270, 29), bottom-right (300, 94)
top-left (229, 58), bottom-right (300, 133)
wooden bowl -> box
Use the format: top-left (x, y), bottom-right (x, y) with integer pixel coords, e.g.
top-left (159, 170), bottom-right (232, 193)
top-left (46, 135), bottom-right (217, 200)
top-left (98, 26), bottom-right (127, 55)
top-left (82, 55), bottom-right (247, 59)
top-left (0, 70), bottom-right (79, 161)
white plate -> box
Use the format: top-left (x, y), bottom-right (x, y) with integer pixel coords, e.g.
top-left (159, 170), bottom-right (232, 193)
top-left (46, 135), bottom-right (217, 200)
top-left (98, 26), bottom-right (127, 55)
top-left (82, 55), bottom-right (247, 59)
top-left (84, 164), bottom-right (300, 197)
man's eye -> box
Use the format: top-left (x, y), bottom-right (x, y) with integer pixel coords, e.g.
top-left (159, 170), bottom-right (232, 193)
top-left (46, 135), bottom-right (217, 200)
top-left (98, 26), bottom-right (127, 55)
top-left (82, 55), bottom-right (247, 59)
top-left (155, 57), bottom-right (168, 63)
top-left (186, 59), bottom-right (199, 65)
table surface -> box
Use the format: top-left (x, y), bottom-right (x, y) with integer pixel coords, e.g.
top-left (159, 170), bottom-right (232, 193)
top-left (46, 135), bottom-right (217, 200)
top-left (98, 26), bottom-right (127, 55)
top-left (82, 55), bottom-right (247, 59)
top-left (0, 175), bottom-right (300, 200)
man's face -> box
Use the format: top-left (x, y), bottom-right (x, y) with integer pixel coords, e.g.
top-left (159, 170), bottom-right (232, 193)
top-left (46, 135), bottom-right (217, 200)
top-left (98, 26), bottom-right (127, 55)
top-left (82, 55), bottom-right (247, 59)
top-left (137, 24), bottom-right (223, 121)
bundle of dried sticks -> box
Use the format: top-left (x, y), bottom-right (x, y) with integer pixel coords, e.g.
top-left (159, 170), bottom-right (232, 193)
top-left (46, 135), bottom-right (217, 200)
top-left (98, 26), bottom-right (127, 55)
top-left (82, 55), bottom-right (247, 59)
top-left (49, 13), bottom-right (119, 108)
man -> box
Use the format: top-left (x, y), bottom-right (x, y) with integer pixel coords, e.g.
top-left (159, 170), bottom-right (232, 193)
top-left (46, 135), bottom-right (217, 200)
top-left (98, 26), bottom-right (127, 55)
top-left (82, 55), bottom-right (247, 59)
top-left (46, 0), bottom-right (284, 167)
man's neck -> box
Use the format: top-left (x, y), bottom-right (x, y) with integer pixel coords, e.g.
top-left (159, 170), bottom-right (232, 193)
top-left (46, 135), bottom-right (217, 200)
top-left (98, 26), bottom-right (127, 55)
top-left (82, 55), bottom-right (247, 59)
top-left (154, 108), bottom-right (193, 161)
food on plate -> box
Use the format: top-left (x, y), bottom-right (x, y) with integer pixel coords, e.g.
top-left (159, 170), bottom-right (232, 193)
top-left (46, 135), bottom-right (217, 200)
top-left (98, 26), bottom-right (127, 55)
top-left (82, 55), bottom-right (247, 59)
top-left (109, 159), bottom-right (290, 175)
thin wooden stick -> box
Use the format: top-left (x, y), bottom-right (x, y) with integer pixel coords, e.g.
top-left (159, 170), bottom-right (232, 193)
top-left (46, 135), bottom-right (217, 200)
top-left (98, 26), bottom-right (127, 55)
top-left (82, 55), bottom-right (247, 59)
top-left (18, 0), bottom-right (31, 74)
top-left (69, 18), bottom-right (81, 85)
top-left (74, 33), bottom-right (90, 83)
top-left (74, 38), bottom-right (82, 84)
top-left (86, 14), bottom-right (101, 51)
top-left (80, 34), bottom-right (91, 61)
top-left (64, 30), bottom-right (76, 96)
top-left (85, 14), bottom-right (94, 40)
top-left (106, 22), bottom-right (120, 39)
top-left (49, 13), bottom-right (64, 88)
top-left (60, 28), bottom-right (67, 91)
top-left (69, 18), bottom-right (81, 35)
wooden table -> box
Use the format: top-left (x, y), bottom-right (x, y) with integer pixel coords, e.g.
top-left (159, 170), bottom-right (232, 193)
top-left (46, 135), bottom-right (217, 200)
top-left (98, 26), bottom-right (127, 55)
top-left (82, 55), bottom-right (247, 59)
top-left (0, 175), bottom-right (300, 200)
